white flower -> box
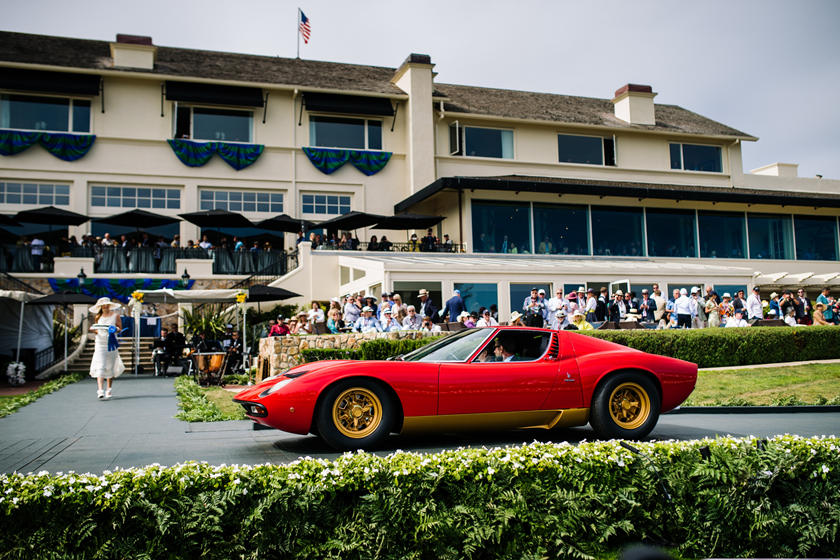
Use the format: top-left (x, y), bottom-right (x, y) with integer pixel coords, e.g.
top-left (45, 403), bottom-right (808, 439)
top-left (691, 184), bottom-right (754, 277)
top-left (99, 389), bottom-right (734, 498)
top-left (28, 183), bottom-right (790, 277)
top-left (822, 464), bottom-right (830, 474)
top-left (103, 492), bottom-right (112, 499)
top-left (761, 470), bottom-right (773, 477)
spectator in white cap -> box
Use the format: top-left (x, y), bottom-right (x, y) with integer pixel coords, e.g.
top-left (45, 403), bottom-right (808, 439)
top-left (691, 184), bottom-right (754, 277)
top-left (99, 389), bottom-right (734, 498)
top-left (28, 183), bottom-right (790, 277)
top-left (719, 292), bottom-right (734, 326)
top-left (381, 307), bottom-right (402, 332)
top-left (353, 306), bottom-right (382, 333)
top-left (726, 309), bottom-right (751, 328)
top-left (552, 308), bottom-right (569, 330)
top-left (476, 309), bottom-right (498, 327)
top-left (746, 286), bottom-right (764, 322)
top-left (674, 288), bottom-right (693, 328)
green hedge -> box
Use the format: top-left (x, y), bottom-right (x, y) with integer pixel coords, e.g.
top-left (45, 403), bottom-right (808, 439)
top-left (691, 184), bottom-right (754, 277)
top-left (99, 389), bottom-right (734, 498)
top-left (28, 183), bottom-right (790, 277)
top-left (0, 372), bottom-right (84, 419)
top-left (1, 436), bottom-right (837, 558)
top-left (301, 336), bottom-right (441, 363)
top-left (173, 376), bottom-right (242, 422)
top-left (584, 326), bottom-right (840, 368)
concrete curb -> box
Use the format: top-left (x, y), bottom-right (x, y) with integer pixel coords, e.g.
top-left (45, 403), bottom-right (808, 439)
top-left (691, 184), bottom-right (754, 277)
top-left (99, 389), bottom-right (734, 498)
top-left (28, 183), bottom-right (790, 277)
top-left (668, 405), bottom-right (840, 414)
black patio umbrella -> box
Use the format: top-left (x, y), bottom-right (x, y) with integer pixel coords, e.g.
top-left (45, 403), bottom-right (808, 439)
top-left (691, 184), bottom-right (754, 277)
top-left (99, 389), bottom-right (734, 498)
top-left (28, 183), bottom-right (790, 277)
top-left (317, 211), bottom-right (387, 232)
top-left (247, 285), bottom-right (301, 302)
top-left (14, 206), bottom-right (89, 226)
top-left (256, 214), bottom-right (315, 233)
top-left (178, 209), bottom-right (255, 229)
top-left (94, 209), bottom-right (181, 229)
top-left (29, 291), bottom-right (97, 372)
top-left (371, 213), bottom-right (445, 230)
top-left (0, 214), bottom-right (20, 227)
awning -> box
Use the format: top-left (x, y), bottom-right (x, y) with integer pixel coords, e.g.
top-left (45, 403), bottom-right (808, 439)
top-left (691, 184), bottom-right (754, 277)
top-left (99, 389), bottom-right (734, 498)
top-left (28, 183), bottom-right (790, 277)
top-left (165, 81), bottom-right (264, 108)
top-left (0, 290), bottom-right (41, 303)
top-left (304, 92), bottom-right (394, 116)
top-left (372, 213), bottom-right (445, 230)
top-left (0, 68), bottom-right (101, 96)
top-left (318, 211), bottom-right (387, 231)
top-left (136, 288), bottom-right (240, 304)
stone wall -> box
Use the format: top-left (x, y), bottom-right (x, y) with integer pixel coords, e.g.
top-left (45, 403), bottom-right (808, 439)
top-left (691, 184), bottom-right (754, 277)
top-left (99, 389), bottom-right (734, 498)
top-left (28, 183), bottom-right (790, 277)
top-left (258, 330), bottom-right (440, 377)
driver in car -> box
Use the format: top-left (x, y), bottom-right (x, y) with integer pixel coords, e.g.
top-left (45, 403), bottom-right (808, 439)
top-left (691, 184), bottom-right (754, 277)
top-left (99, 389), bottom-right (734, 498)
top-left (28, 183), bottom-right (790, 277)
top-left (493, 337), bottom-right (519, 362)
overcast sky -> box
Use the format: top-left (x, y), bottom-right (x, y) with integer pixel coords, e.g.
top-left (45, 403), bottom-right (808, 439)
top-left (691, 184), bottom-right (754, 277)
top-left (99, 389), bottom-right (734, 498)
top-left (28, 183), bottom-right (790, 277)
top-left (5, 0), bottom-right (839, 179)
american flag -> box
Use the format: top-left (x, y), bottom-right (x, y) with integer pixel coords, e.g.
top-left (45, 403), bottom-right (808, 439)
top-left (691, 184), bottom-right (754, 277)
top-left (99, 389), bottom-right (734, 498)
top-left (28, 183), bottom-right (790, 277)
top-left (299, 10), bottom-right (311, 44)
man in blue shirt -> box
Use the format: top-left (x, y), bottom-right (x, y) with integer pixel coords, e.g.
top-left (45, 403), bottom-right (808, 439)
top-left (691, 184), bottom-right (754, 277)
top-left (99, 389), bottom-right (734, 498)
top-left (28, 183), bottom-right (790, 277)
top-left (353, 306), bottom-right (382, 333)
top-left (444, 289), bottom-right (466, 322)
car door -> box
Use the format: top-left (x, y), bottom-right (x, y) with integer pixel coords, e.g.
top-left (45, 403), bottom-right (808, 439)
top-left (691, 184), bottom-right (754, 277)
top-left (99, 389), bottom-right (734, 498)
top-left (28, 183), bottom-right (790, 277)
top-left (437, 330), bottom-right (559, 415)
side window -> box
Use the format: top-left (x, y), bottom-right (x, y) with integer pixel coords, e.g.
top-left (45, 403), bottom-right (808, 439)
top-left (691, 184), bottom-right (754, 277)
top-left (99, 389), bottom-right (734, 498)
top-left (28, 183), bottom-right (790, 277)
top-left (474, 331), bottom-right (552, 363)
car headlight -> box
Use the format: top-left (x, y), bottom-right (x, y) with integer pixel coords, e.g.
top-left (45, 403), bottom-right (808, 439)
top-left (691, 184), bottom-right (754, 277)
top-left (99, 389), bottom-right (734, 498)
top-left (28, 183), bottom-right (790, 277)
top-left (259, 377), bottom-right (293, 397)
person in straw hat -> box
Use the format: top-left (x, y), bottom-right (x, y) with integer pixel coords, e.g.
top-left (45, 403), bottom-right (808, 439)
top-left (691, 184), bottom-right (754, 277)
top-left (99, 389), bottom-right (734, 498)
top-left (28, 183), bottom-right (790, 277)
top-left (88, 297), bottom-right (125, 399)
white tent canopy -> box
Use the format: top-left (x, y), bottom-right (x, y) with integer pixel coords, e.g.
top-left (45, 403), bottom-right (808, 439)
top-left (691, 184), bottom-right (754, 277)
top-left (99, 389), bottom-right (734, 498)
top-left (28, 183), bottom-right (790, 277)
top-left (0, 290), bottom-right (52, 363)
top-left (0, 290), bottom-right (41, 303)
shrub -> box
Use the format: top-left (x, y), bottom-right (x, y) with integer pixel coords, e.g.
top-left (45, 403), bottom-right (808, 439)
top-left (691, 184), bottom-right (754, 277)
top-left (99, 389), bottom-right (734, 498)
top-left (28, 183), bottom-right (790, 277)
top-left (174, 376), bottom-right (242, 422)
top-left (0, 372), bottom-right (84, 419)
top-left (583, 326), bottom-right (840, 368)
top-left (0, 436), bottom-right (837, 558)
top-left (301, 336), bottom-right (440, 364)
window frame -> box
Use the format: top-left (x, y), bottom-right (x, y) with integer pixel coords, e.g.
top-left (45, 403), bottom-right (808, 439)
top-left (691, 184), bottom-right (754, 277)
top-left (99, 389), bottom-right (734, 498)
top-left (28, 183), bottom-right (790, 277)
top-left (0, 181), bottom-right (71, 206)
top-left (300, 193), bottom-right (352, 216)
top-left (308, 113), bottom-right (383, 151)
top-left (90, 185), bottom-right (181, 210)
top-left (449, 122), bottom-right (514, 159)
top-left (556, 132), bottom-right (616, 167)
top-left (669, 142), bottom-right (723, 173)
top-left (0, 91), bottom-right (92, 134)
top-left (198, 188), bottom-right (283, 214)
top-left (173, 102), bottom-right (254, 143)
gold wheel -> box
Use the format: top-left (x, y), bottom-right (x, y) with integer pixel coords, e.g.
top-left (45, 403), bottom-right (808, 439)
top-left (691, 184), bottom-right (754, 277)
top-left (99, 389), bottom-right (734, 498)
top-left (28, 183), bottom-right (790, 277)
top-left (331, 387), bottom-right (383, 439)
top-left (608, 382), bottom-right (651, 430)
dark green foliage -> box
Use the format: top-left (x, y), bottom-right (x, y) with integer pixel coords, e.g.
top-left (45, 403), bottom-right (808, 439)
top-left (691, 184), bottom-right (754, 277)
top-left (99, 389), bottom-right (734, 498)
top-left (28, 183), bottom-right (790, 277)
top-left (583, 326), bottom-right (840, 368)
top-left (301, 336), bottom-right (440, 363)
top-left (1, 437), bottom-right (837, 559)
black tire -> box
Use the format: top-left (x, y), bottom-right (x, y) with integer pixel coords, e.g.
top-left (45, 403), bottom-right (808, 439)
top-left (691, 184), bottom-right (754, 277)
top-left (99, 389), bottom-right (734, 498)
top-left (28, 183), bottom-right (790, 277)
top-left (590, 372), bottom-right (660, 439)
top-left (316, 379), bottom-right (394, 450)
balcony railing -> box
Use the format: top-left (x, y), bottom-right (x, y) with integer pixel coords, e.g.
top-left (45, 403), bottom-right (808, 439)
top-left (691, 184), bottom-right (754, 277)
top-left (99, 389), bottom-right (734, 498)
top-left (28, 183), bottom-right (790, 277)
top-left (0, 247), bottom-right (55, 273)
top-left (313, 241), bottom-right (465, 253)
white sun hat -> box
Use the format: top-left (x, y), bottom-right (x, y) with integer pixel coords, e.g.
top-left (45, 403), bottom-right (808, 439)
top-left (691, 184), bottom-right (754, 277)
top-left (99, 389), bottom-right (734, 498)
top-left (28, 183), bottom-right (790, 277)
top-left (89, 297), bottom-right (121, 314)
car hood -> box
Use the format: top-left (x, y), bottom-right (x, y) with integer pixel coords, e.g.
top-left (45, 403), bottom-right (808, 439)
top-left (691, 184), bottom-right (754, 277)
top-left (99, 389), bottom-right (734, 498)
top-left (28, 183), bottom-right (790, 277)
top-left (234, 360), bottom-right (369, 401)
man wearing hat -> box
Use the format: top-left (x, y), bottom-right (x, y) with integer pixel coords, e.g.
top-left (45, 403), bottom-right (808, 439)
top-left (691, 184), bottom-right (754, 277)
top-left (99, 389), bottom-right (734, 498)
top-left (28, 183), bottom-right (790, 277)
top-left (584, 288), bottom-right (598, 322)
top-left (353, 306), bottom-right (383, 333)
top-left (746, 286), bottom-right (764, 322)
top-left (523, 287), bottom-right (546, 327)
top-left (816, 287), bottom-right (835, 324)
top-left (674, 288), bottom-right (693, 329)
top-left (381, 308), bottom-right (402, 332)
top-left (725, 309), bottom-right (750, 328)
top-left (551, 309), bottom-right (569, 330)
top-left (417, 288), bottom-right (439, 323)
top-left (607, 290), bottom-right (626, 323)
top-left (638, 289), bottom-right (657, 323)
top-left (767, 291), bottom-right (781, 318)
top-left (476, 309), bottom-right (498, 327)
top-left (444, 289), bottom-right (466, 323)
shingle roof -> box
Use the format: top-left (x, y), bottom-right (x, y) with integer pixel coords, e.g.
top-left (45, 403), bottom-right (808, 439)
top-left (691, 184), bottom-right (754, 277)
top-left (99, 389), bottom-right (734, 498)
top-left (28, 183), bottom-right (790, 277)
top-left (0, 31), bottom-right (753, 138)
top-left (435, 83), bottom-right (753, 138)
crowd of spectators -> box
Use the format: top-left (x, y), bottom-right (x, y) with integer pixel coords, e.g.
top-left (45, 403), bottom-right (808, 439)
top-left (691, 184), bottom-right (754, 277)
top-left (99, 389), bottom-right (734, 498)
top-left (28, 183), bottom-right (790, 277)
top-left (301, 228), bottom-right (459, 253)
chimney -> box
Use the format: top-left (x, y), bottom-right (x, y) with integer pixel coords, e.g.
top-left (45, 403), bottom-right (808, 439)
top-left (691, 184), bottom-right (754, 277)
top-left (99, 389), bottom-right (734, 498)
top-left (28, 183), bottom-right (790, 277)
top-left (750, 162), bottom-right (799, 178)
top-left (612, 84), bottom-right (656, 125)
top-left (110, 34), bottom-right (156, 70)
top-left (391, 54), bottom-right (435, 193)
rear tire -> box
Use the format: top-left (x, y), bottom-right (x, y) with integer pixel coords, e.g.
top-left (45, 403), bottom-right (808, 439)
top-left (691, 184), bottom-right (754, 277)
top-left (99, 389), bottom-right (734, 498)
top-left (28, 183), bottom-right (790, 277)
top-left (316, 379), bottom-right (394, 450)
top-left (590, 372), bottom-right (660, 440)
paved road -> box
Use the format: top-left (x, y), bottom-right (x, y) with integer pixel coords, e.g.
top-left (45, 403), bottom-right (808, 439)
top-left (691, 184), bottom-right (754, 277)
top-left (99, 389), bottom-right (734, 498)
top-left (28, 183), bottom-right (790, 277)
top-left (1, 375), bottom-right (838, 474)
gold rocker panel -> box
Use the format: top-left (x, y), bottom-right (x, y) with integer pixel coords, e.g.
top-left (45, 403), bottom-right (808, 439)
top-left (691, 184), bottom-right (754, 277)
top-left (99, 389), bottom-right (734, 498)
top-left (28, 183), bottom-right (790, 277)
top-left (400, 408), bottom-right (590, 435)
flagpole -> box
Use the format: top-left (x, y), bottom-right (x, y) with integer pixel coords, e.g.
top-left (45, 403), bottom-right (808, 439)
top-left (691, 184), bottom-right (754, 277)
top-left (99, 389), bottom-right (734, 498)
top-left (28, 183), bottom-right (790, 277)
top-left (296, 7), bottom-right (301, 59)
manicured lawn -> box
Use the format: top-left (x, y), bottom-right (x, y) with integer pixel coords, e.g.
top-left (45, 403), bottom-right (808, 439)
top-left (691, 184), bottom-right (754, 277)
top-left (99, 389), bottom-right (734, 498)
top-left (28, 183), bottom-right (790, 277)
top-left (202, 386), bottom-right (246, 420)
top-left (686, 363), bottom-right (840, 406)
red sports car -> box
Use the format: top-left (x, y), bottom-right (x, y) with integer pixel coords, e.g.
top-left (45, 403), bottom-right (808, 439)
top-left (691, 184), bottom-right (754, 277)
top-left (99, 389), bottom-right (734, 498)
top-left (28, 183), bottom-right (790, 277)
top-left (234, 327), bottom-right (697, 450)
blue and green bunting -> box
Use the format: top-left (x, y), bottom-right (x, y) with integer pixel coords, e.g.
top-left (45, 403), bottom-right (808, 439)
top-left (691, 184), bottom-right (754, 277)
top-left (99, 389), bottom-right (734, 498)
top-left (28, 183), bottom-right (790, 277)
top-left (303, 147), bottom-right (392, 176)
top-left (48, 278), bottom-right (195, 304)
top-left (0, 129), bottom-right (96, 162)
top-left (167, 139), bottom-right (265, 171)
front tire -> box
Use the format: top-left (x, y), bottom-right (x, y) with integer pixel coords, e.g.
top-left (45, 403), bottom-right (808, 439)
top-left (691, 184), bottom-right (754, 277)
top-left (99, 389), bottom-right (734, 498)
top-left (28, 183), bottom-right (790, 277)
top-left (316, 380), bottom-right (394, 450)
top-left (590, 372), bottom-right (660, 439)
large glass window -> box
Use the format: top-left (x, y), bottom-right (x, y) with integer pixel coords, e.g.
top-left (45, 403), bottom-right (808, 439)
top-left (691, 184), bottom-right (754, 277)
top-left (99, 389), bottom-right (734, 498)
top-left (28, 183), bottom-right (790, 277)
top-left (0, 182), bottom-right (69, 206)
top-left (301, 194), bottom-right (351, 215)
top-left (669, 143), bottom-right (722, 172)
top-left (464, 127), bottom-right (513, 159)
top-left (472, 200), bottom-right (531, 254)
top-left (510, 283), bottom-right (551, 314)
top-left (1, 94), bottom-right (90, 133)
top-left (533, 203), bottom-right (589, 255)
top-left (698, 211), bottom-right (747, 259)
top-left (557, 134), bottom-right (615, 166)
top-left (454, 283), bottom-right (499, 315)
top-left (794, 216), bottom-right (838, 261)
top-left (591, 206), bottom-right (644, 256)
top-left (309, 116), bottom-right (382, 150)
top-left (199, 189), bottom-right (283, 213)
top-left (91, 186), bottom-right (180, 209)
top-left (748, 213), bottom-right (794, 260)
top-left (174, 105), bottom-right (252, 142)
top-left (646, 208), bottom-right (696, 257)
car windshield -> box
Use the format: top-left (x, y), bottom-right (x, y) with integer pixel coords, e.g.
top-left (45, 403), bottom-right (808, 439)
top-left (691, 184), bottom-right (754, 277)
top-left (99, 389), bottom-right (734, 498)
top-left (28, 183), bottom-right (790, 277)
top-left (403, 328), bottom-right (495, 363)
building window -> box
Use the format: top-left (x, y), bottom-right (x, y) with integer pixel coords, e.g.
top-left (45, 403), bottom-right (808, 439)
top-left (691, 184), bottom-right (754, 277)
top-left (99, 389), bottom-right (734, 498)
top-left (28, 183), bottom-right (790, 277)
top-left (301, 194), bottom-right (351, 215)
top-left (199, 189), bottom-right (283, 213)
top-left (669, 143), bottom-right (722, 172)
top-left (747, 213), bottom-right (794, 260)
top-left (794, 216), bottom-right (838, 261)
top-left (591, 206), bottom-right (645, 256)
top-left (557, 134), bottom-right (615, 166)
top-left (0, 94), bottom-right (90, 133)
top-left (91, 186), bottom-right (180, 209)
top-left (449, 123), bottom-right (513, 159)
top-left (309, 116), bottom-right (382, 150)
top-left (0, 182), bottom-right (70, 206)
top-left (533, 203), bottom-right (589, 255)
top-left (454, 283), bottom-right (499, 315)
top-left (174, 105), bottom-right (252, 142)
top-left (646, 208), bottom-right (697, 257)
top-left (698, 211), bottom-right (747, 259)
top-left (472, 201), bottom-right (531, 253)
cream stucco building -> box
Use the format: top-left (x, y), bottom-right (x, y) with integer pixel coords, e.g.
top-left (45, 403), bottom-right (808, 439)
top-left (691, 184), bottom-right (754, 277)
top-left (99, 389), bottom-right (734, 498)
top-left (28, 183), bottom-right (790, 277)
top-left (1, 31), bottom-right (839, 319)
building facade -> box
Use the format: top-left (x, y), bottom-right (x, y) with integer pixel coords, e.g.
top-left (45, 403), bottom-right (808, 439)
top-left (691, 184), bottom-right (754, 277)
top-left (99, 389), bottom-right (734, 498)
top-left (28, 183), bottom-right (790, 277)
top-left (1, 31), bottom-right (838, 318)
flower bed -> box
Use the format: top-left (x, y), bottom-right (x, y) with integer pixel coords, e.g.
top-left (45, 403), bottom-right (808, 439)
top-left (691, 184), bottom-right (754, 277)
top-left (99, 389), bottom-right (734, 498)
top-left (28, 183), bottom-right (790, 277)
top-left (1, 436), bottom-right (837, 558)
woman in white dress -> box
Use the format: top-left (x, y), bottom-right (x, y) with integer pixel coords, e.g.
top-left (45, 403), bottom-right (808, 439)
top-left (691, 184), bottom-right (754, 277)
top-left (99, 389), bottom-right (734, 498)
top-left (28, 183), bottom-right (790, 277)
top-left (89, 297), bottom-right (124, 399)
